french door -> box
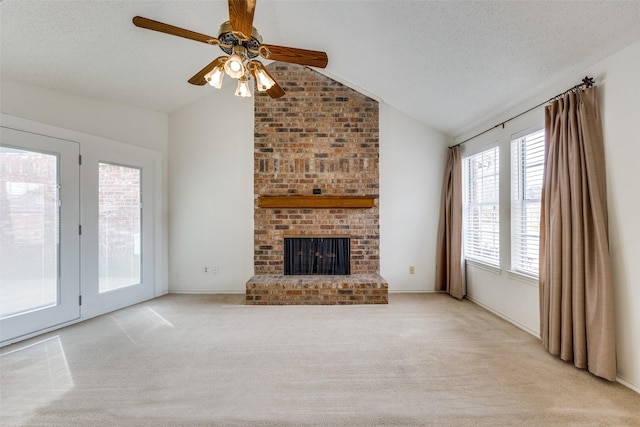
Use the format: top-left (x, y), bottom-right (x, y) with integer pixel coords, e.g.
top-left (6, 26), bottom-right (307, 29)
top-left (1, 125), bottom-right (156, 344)
top-left (80, 146), bottom-right (154, 318)
top-left (0, 128), bottom-right (80, 343)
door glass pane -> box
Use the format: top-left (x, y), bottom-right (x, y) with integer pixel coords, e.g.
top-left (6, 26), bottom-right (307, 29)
top-left (0, 147), bottom-right (59, 318)
top-left (98, 163), bottom-right (141, 293)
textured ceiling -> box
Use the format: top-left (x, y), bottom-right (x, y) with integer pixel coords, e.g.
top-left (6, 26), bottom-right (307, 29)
top-left (2, 1), bottom-right (640, 137)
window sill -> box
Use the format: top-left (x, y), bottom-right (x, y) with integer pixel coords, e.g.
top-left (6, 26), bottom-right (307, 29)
top-left (465, 259), bottom-right (502, 275)
top-left (506, 270), bottom-right (539, 287)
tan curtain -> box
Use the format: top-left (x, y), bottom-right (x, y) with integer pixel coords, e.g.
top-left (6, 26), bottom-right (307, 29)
top-left (435, 146), bottom-right (465, 299)
top-left (539, 87), bottom-right (616, 381)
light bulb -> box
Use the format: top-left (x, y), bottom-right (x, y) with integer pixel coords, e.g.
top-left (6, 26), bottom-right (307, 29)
top-left (254, 68), bottom-right (275, 92)
top-left (224, 54), bottom-right (245, 79)
top-left (235, 76), bottom-right (252, 98)
top-left (205, 66), bottom-right (224, 89)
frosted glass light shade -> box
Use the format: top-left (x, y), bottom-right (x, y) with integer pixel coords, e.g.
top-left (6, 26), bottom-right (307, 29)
top-left (254, 68), bottom-right (275, 91)
top-left (205, 66), bottom-right (224, 89)
top-left (224, 54), bottom-right (245, 79)
top-left (235, 77), bottom-right (252, 97)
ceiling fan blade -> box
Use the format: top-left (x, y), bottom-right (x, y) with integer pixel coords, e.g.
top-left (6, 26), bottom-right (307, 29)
top-left (259, 44), bottom-right (328, 68)
top-left (133, 16), bottom-right (219, 46)
top-left (188, 57), bottom-right (228, 86)
top-left (228, 0), bottom-right (256, 41)
top-left (266, 81), bottom-right (286, 99)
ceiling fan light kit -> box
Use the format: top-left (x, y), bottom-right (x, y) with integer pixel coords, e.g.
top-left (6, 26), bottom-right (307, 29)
top-left (132, 0), bottom-right (328, 99)
top-left (205, 64), bottom-right (225, 89)
top-left (235, 75), bottom-right (253, 98)
top-left (224, 51), bottom-right (247, 79)
top-left (249, 61), bottom-right (276, 92)
top-left (254, 68), bottom-right (275, 91)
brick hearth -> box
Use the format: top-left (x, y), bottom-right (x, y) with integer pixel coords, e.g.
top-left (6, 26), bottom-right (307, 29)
top-left (246, 274), bottom-right (388, 305)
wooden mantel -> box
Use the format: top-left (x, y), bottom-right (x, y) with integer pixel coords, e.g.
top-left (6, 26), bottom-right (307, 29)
top-left (258, 195), bottom-right (377, 209)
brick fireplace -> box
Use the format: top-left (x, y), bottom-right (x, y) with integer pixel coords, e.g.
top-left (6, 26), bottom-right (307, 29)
top-left (246, 63), bottom-right (388, 304)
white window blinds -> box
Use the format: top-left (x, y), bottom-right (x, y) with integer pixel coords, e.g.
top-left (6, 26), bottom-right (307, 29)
top-left (510, 128), bottom-right (544, 277)
top-left (463, 146), bottom-right (500, 266)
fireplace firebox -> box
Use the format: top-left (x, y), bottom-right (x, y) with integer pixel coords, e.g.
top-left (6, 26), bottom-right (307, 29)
top-left (284, 237), bottom-right (350, 275)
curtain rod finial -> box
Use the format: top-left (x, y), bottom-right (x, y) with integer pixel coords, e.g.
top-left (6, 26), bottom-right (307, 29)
top-left (583, 76), bottom-right (595, 88)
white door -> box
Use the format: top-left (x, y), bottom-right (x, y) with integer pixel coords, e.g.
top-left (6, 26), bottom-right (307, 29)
top-left (80, 146), bottom-right (154, 318)
top-left (0, 127), bottom-right (80, 344)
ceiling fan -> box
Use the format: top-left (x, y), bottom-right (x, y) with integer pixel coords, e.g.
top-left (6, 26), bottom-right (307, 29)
top-left (133, 0), bottom-right (328, 99)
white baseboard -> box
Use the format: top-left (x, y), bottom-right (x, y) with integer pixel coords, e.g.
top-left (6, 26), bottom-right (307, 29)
top-left (616, 375), bottom-right (640, 394)
top-left (388, 290), bottom-right (441, 294)
top-left (168, 289), bottom-right (245, 295)
top-left (466, 295), bottom-right (640, 395)
top-left (169, 289), bottom-right (441, 295)
top-left (465, 294), bottom-right (540, 338)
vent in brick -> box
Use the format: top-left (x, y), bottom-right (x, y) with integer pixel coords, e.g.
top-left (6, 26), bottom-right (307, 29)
top-left (284, 237), bottom-right (350, 275)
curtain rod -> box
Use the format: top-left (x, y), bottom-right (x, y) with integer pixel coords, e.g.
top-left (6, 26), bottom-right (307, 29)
top-left (451, 76), bottom-right (595, 148)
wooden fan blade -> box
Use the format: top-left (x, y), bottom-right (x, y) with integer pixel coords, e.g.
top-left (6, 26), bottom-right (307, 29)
top-left (133, 16), bottom-right (219, 45)
top-left (188, 57), bottom-right (228, 86)
top-left (259, 44), bottom-right (328, 68)
top-left (266, 81), bottom-right (286, 99)
top-left (228, 0), bottom-right (256, 41)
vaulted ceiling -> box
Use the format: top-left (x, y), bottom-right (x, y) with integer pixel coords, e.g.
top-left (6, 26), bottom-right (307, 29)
top-left (2, 1), bottom-right (640, 138)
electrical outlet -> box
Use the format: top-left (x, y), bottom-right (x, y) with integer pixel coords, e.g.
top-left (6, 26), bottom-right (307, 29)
top-left (409, 266), bottom-right (415, 274)
top-left (202, 266), bottom-right (210, 274)
top-left (212, 265), bottom-right (219, 275)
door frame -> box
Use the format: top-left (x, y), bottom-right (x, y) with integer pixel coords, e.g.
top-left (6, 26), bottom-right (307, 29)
top-left (0, 114), bottom-right (166, 345)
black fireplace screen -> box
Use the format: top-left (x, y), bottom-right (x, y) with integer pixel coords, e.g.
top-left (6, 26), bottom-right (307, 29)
top-left (284, 237), bottom-right (350, 275)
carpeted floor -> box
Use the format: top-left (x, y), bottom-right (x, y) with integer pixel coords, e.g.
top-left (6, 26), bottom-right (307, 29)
top-left (1, 293), bottom-right (639, 426)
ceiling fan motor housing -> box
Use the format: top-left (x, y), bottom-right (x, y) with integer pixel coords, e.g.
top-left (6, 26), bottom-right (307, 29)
top-left (218, 21), bottom-right (261, 59)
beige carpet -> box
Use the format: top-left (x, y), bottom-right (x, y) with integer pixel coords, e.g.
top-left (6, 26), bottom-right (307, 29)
top-left (1, 293), bottom-right (639, 426)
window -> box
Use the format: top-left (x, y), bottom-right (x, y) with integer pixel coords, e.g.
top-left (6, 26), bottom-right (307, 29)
top-left (463, 146), bottom-right (500, 266)
top-left (98, 163), bottom-right (142, 293)
top-left (1, 146), bottom-right (59, 317)
top-left (511, 128), bottom-right (544, 277)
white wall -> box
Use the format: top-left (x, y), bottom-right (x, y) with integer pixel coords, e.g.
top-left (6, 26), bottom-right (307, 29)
top-left (597, 40), bottom-right (640, 392)
top-left (168, 87), bottom-right (254, 293)
top-left (0, 80), bottom-right (170, 295)
top-left (168, 92), bottom-right (449, 294)
top-left (1, 81), bottom-right (167, 151)
top-left (455, 39), bottom-right (640, 392)
top-left (379, 103), bottom-right (449, 291)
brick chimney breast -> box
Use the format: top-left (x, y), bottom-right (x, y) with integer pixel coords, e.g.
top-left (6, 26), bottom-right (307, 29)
top-left (254, 63), bottom-right (380, 275)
